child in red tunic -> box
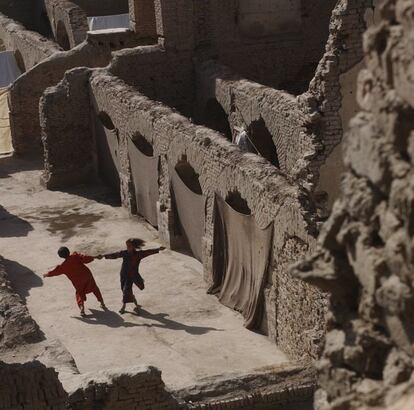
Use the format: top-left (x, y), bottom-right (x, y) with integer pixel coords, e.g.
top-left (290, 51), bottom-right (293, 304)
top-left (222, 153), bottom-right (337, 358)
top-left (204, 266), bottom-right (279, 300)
top-left (43, 247), bottom-right (106, 317)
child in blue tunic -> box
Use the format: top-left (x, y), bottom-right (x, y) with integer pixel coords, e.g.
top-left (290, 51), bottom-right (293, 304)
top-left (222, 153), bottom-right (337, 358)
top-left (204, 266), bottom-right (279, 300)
top-left (102, 238), bottom-right (164, 314)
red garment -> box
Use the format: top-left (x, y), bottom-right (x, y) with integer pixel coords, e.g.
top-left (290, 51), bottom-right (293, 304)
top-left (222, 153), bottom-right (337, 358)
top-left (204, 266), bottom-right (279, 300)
top-left (46, 253), bottom-right (103, 307)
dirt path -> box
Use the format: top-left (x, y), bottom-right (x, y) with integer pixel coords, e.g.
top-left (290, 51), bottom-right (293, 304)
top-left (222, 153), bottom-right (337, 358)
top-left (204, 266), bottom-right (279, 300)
top-left (0, 156), bottom-right (288, 389)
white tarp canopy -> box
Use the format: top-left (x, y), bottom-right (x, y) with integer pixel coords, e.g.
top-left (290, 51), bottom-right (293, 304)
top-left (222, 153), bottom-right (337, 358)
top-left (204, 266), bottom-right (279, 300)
top-left (87, 14), bottom-right (129, 31)
top-left (0, 51), bottom-right (22, 88)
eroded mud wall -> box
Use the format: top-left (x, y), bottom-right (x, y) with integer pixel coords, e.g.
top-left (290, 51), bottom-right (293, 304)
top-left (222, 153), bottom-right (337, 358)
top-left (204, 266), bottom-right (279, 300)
top-left (293, 0), bottom-right (414, 408)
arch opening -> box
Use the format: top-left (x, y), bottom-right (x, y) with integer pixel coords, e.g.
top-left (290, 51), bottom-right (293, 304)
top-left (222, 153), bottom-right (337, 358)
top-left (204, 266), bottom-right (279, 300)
top-left (56, 21), bottom-right (70, 51)
top-left (203, 99), bottom-right (232, 141)
top-left (131, 134), bottom-right (154, 157)
top-left (13, 50), bottom-right (26, 73)
top-left (175, 157), bottom-right (202, 195)
top-left (225, 191), bottom-right (251, 215)
top-left (98, 111), bottom-right (116, 131)
top-left (248, 119), bottom-right (280, 168)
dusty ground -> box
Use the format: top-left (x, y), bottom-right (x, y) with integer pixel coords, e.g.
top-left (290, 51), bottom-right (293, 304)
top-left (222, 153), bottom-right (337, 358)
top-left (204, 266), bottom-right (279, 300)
top-left (0, 155), bottom-right (288, 390)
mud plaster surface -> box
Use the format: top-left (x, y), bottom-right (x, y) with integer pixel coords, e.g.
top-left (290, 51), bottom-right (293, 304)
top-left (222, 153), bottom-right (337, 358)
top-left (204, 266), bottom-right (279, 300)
top-left (0, 156), bottom-right (288, 390)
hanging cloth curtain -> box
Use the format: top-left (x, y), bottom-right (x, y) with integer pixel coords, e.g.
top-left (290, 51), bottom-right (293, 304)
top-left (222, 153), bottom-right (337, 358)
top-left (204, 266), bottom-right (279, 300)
top-left (87, 14), bottom-right (130, 31)
top-left (0, 88), bottom-right (13, 154)
top-left (0, 51), bottom-right (22, 88)
top-left (170, 165), bottom-right (206, 262)
top-left (128, 138), bottom-right (159, 227)
top-left (213, 195), bottom-right (273, 329)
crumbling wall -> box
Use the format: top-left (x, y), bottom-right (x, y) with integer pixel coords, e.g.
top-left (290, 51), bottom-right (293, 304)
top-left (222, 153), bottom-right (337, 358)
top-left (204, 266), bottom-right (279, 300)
top-left (0, 13), bottom-right (61, 71)
top-left (0, 256), bottom-right (42, 350)
top-left (41, 68), bottom-right (95, 189)
top-left (70, 0), bottom-right (129, 16)
top-left (0, 0), bottom-right (51, 36)
top-left (129, 0), bottom-right (157, 36)
top-left (0, 360), bottom-right (67, 409)
top-left (109, 46), bottom-right (195, 116)
top-left (292, 0), bottom-right (414, 408)
top-left (11, 30), bottom-right (151, 155)
top-left (67, 366), bottom-right (179, 410)
top-left (196, 61), bottom-right (320, 186)
top-left (45, 0), bottom-right (89, 50)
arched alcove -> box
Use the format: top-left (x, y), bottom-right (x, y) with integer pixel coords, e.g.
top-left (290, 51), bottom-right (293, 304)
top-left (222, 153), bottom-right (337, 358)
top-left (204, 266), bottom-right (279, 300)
top-left (170, 156), bottom-right (205, 262)
top-left (131, 134), bottom-right (154, 157)
top-left (98, 111), bottom-right (116, 131)
top-left (248, 119), bottom-right (280, 168)
top-left (225, 191), bottom-right (251, 215)
top-left (14, 50), bottom-right (26, 73)
top-left (203, 99), bottom-right (232, 141)
top-left (56, 21), bottom-right (70, 51)
top-left (175, 157), bottom-right (202, 195)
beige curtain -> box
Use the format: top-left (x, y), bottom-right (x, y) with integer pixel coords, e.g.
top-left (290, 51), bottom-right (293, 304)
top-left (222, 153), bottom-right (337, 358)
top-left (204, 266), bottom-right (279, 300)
top-left (0, 88), bottom-right (12, 155)
top-left (128, 138), bottom-right (159, 227)
top-left (170, 165), bottom-right (206, 262)
top-left (213, 195), bottom-right (273, 329)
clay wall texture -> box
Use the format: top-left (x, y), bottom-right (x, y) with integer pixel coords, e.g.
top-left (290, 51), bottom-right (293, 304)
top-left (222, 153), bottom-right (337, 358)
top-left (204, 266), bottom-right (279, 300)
top-left (0, 13), bottom-right (61, 71)
top-left (11, 30), bottom-right (152, 155)
top-left (196, 61), bottom-right (320, 186)
top-left (293, 0), bottom-right (414, 408)
top-left (0, 256), bottom-right (41, 350)
top-left (0, 0), bottom-right (51, 36)
top-left (67, 366), bottom-right (179, 410)
top-left (45, 0), bottom-right (89, 49)
top-left (0, 361), bottom-right (67, 410)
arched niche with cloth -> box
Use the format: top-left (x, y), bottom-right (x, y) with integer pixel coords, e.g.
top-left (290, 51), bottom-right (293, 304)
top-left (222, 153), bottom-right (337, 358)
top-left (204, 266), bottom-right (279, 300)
top-left (128, 134), bottom-right (159, 227)
top-left (169, 160), bottom-right (206, 262)
top-left (211, 194), bottom-right (273, 330)
top-left (94, 110), bottom-right (120, 192)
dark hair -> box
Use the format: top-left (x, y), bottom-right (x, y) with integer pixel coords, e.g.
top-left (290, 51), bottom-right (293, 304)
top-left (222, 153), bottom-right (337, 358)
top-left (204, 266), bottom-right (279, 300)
top-left (126, 238), bottom-right (145, 249)
top-left (58, 247), bottom-right (70, 258)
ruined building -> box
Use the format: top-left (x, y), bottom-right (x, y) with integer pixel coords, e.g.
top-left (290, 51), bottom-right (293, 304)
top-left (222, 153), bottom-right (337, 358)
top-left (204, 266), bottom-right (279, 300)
top-left (1, 0), bottom-right (413, 409)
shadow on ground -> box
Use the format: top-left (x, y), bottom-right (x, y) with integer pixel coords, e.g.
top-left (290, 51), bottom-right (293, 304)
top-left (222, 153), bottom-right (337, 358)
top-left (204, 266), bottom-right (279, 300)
top-left (0, 206), bottom-right (33, 238)
top-left (3, 259), bottom-right (43, 302)
top-left (73, 308), bottom-right (223, 335)
top-left (0, 155), bottom-right (42, 179)
top-left (137, 308), bottom-right (223, 335)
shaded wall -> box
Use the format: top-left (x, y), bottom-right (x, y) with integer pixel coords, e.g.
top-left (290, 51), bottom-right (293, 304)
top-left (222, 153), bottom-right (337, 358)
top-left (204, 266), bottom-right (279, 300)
top-left (293, 0), bottom-right (414, 408)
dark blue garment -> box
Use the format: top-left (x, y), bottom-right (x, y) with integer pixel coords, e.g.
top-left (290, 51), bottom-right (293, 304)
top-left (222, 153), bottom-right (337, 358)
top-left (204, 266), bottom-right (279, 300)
top-left (105, 249), bottom-right (159, 303)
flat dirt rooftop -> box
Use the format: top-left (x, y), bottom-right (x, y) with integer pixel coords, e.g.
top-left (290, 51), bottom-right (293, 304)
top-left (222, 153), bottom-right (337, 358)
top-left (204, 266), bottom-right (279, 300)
top-left (0, 156), bottom-right (289, 390)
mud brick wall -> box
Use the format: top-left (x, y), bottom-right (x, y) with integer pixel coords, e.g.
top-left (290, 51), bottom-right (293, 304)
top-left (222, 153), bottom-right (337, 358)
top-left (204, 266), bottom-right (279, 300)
top-left (129, 0), bottom-right (157, 36)
top-left (0, 256), bottom-right (42, 350)
top-left (292, 0), bottom-right (414, 408)
top-left (41, 68), bottom-right (95, 189)
top-left (109, 46), bottom-right (195, 116)
top-left (45, 0), bottom-right (89, 49)
top-left (0, 361), bottom-right (67, 410)
top-left (70, 0), bottom-right (129, 17)
top-left (196, 61), bottom-right (321, 187)
top-left (309, 0), bottom-right (374, 166)
top-left (0, 0), bottom-right (50, 35)
top-left (0, 13), bottom-right (61, 71)
top-left (67, 366), bottom-right (179, 410)
top-left (11, 30), bottom-right (151, 155)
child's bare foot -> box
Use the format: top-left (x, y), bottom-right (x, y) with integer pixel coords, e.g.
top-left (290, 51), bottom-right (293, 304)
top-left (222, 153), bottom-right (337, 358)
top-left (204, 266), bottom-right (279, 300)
top-left (134, 306), bottom-right (140, 314)
top-left (80, 308), bottom-right (86, 317)
top-left (100, 303), bottom-right (108, 310)
top-left (119, 307), bottom-right (126, 314)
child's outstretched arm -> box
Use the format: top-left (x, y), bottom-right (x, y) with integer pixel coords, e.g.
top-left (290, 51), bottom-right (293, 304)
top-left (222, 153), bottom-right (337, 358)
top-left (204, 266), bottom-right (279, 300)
top-left (139, 247), bottom-right (166, 259)
top-left (103, 251), bottom-right (124, 260)
top-left (43, 263), bottom-right (65, 278)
